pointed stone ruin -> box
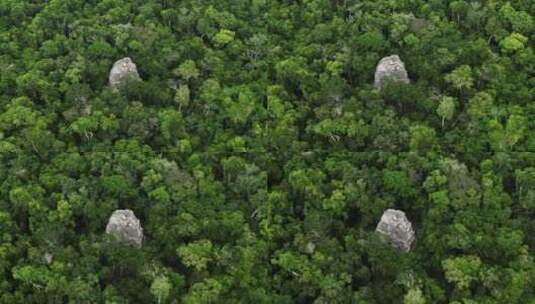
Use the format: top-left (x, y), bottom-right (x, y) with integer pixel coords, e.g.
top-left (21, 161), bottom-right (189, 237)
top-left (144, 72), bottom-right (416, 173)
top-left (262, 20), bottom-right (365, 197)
top-left (374, 55), bottom-right (410, 90)
top-left (376, 209), bottom-right (415, 252)
top-left (109, 57), bottom-right (140, 88)
top-left (105, 209), bottom-right (143, 248)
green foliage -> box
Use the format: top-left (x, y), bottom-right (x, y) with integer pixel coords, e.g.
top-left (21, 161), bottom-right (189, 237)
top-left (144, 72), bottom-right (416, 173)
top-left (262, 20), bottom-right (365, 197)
top-left (410, 125), bottom-right (437, 154)
top-left (174, 60), bottom-right (200, 81)
top-left (0, 0), bottom-right (534, 302)
top-left (442, 255), bottom-right (482, 290)
top-left (150, 276), bottom-right (171, 304)
top-left (213, 29), bottom-right (235, 47)
top-left (174, 84), bottom-right (191, 110)
top-left (445, 65), bottom-right (474, 91)
top-left (404, 288), bottom-right (426, 304)
top-left (500, 33), bottom-right (528, 53)
top-left (436, 96), bottom-right (456, 127)
top-left (177, 240), bottom-right (214, 272)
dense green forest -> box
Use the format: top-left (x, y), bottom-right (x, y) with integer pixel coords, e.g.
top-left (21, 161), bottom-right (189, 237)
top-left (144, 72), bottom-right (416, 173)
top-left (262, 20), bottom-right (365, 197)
top-left (0, 0), bottom-right (534, 303)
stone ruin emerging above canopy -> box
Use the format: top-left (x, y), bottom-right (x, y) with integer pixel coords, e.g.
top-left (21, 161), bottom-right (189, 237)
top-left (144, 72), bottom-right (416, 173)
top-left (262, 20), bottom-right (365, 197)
top-left (376, 209), bottom-right (415, 252)
top-left (374, 55), bottom-right (410, 90)
top-left (109, 57), bottom-right (140, 88)
top-left (105, 209), bottom-right (143, 248)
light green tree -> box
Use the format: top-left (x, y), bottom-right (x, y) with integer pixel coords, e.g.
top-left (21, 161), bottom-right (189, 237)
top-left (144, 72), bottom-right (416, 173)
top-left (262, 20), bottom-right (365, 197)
top-left (213, 29), bottom-right (235, 47)
top-left (436, 96), bottom-right (456, 127)
top-left (175, 84), bottom-right (190, 111)
top-left (500, 33), bottom-right (528, 53)
top-left (151, 276), bottom-right (171, 304)
top-left (177, 240), bottom-right (214, 272)
top-left (445, 65), bottom-right (473, 91)
top-left (404, 288), bottom-right (426, 304)
top-left (442, 255), bottom-right (482, 290)
top-left (174, 60), bottom-right (200, 80)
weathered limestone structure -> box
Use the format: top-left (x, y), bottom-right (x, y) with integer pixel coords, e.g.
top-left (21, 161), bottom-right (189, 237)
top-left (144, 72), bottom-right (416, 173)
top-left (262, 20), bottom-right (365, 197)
top-left (376, 209), bottom-right (415, 252)
top-left (109, 57), bottom-right (140, 88)
top-left (105, 209), bottom-right (143, 248)
top-left (374, 55), bottom-right (410, 89)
